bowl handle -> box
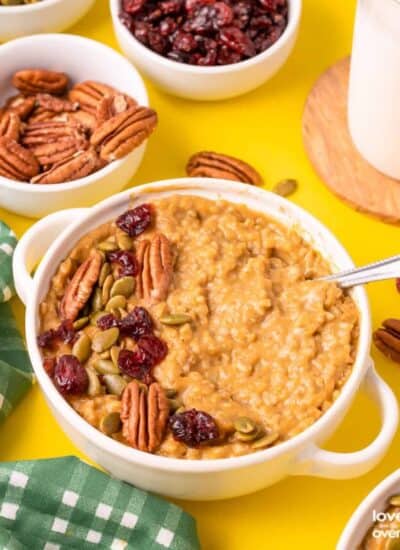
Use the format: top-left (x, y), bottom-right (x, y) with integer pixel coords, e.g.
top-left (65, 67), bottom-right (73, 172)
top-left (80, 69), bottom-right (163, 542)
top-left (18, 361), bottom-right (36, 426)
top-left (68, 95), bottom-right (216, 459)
top-left (292, 363), bottom-right (398, 479)
top-left (12, 208), bottom-right (89, 306)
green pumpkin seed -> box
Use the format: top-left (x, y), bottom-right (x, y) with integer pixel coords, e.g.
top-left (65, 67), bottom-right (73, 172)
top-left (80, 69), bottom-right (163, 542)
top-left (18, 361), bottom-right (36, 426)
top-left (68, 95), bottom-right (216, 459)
top-left (100, 412), bottom-right (121, 435)
top-left (116, 232), bottom-right (133, 251)
top-left (235, 427), bottom-right (262, 442)
top-left (234, 417), bottom-right (257, 434)
top-left (103, 374), bottom-right (127, 397)
top-left (86, 367), bottom-right (103, 397)
top-left (169, 398), bottom-right (182, 412)
top-left (93, 358), bottom-right (120, 375)
top-left (272, 179), bottom-right (298, 198)
top-left (91, 287), bottom-right (103, 312)
top-left (106, 295), bottom-right (126, 312)
top-left (99, 350), bottom-right (111, 360)
top-left (160, 314), bottom-right (192, 326)
top-left (81, 302), bottom-right (91, 317)
top-left (118, 308), bottom-right (128, 318)
top-left (390, 495), bottom-right (400, 507)
top-left (110, 346), bottom-right (120, 367)
top-left (90, 311), bottom-right (108, 326)
top-left (251, 432), bottom-right (279, 449)
top-left (73, 316), bottom-right (89, 330)
top-left (92, 327), bottom-right (120, 353)
top-left (110, 276), bottom-right (135, 298)
top-left (98, 240), bottom-right (118, 252)
top-left (99, 263), bottom-right (111, 287)
top-left (72, 333), bottom-right (91, 363)
top-left (102, 274), bottom-right (114, 305)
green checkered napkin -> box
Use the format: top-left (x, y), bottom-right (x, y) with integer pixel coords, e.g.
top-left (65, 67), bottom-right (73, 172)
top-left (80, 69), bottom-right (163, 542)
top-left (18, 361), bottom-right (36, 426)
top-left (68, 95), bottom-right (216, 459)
top-left (0, 220), bottom-right (33, 424)
top-left (0, 456), bottom-right (200, 550)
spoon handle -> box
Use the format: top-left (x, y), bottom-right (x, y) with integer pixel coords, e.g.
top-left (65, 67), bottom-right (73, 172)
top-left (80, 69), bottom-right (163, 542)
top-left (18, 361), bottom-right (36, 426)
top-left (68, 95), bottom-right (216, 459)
top-left (320, 254), bottom-right (400, 288)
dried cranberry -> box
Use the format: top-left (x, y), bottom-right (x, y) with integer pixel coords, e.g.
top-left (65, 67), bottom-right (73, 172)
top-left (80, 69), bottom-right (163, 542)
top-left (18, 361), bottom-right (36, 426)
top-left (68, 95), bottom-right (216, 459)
top-left (160, 17), bottom-right (178, 35)
top-left (97, 313), bottom-right (120, 331)
top-left (53, 355), bottom-right (88, 395)
top-left (108, 250), bottom-right (139, 277)
top-left (137, 334), bottom-right (168, 366)
top-left (116, 204), bottom-right (153, 237)
top-left (43, 357), bottom-right (56, 377)
top-left (160, 0), bottom-right (182, 13)
top-left (220, 26), bottom-right (256, 56)
top-left (123, 0), bottom-right (145, 14)
top-left (118, 348), bottom-right (154, 384)
top-left (214, 2), bottom-right (233, 26)
top-left (37, 320), bottom-right (76, 350)
top-left (169, 409), bottom-right (219, 447)
top-left (120, 307), bottom-right (153, 341)
top-left (173, 30), bottom-right (197, 52)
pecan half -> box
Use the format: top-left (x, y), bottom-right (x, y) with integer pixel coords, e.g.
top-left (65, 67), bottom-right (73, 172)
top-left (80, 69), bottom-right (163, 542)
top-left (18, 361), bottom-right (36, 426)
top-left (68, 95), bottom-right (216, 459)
top-left (5, 94), bottom-right (36, 120)
top-left (374, 319), bottom-right (400, 363)
top-left (12, 69), bottom-right (68, 95)
top-left (0, 111), bottom-right (20, 141)
top-left (60, 249), bottom-right (103, 321)
top-left (186, 151), bottom-right (263, 186)
top-left (69, 110), bottom-right (97, 133)
top-left (121, 381), bottom-right (169, 453)
top-left (137, 233), bottom-right (172, 304)
top-left (31, 148), bottom-right (99, 184)
top-left (91, 106), bottom-right (157, 162)
top-left (0, 136), bottom-right (39, 181)
top-left (96, 94), bottom-right (133, 126)
top-left (69, 81), bottom-right (119, 114)
top-left (22, 119), bottom-right (86, 147)
top-left (35, 93), bottom-right (79, 114)
top-left (30, 137), bottom-right (89, 167)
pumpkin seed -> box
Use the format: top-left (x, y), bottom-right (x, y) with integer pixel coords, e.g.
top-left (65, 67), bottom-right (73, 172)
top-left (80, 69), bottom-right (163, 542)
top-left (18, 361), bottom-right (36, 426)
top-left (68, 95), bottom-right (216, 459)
top-left (169, 398), bottom-right (182, 412)
top-left (103, 374), bottom-right (127, 397)
top-left (110, 346), bottom-right (120, 367)
top-left (91, 287), bottom-right (103, 312)
top-left (90, 311), bottom-right (108, 326)
top-left (251, 432), bottom-right (279, 449)
top-left (100, 412), bottom-right (121, 435)
top-left (390, 495), bottom-right (400, 507)
top-left (110, 276), bottom-right (135, 298)
top-left (92, 327), bottom-right (120, 353)
top-left (72, 333), bottom-right (91, 363)
top-left (93, 358), bottom-right (120, 375)
top-left (99, 350), bottom-right (111, 360)
top-left (235, 427), bottom-right (262, 442)
top-left (106, 295), bottom-right (127, 312)
top-left (160, 314), bottom-right (192, 326)
top-left (99, 262), bottom-right (111, 287)
top-left (102, 274), bottom-right (114, 305)
top-left (81, 302), bottom-right (91, 317)
top-left (165, 388), bottom-right (177, 398)
top-left (116, 232), bottom-right (133, 251)
top-left (98, 240), bottom-right (118, 252)
top-left (73, 316), bottom-right (89, 330)
top-left (86, 367), bottom-right (103, 397)
top-left (272, 179), bottom-right (298, 197)
top-left (118, 308), bottom-right (128, 319)
top-left (234, 417), bottom-right (257, 434)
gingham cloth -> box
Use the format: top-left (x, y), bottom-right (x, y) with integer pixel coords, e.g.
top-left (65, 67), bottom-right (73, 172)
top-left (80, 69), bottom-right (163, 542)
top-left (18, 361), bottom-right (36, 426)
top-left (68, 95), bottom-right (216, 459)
top-left (0, 220), bottom-right (33, 424)
top-left (0, 456), bottom-right (200, 550)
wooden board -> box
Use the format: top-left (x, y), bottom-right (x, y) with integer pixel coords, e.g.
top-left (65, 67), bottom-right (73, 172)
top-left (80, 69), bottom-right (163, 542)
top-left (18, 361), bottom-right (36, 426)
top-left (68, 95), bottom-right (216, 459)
top-left (302, 57), bottom-right (400, 224)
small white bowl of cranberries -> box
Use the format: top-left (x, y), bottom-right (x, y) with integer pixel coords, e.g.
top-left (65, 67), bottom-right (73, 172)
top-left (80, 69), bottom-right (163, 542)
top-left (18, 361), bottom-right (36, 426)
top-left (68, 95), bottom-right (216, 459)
top-left (110, 0), bottom-right (302, 101)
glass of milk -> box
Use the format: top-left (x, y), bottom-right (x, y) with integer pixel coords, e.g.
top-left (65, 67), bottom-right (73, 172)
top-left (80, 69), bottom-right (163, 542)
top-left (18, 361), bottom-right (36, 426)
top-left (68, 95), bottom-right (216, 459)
top-left (348, 0), bottom-right (400, 179)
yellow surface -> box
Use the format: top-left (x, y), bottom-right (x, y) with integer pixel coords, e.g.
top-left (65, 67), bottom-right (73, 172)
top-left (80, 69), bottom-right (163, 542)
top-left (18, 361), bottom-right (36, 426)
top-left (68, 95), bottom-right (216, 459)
top-left (1, 1), bottom-right (400, 548)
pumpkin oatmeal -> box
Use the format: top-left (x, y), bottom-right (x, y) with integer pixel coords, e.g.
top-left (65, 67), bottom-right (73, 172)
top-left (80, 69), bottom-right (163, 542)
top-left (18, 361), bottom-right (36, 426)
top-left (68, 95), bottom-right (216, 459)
top-left (38, 195), bottom-right (359, 459)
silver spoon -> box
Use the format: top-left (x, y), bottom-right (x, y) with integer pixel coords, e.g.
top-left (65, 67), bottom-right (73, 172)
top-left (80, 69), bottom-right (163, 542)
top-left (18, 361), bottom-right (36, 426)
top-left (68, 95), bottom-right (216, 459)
top-left (319, 255), bottom-right (400, 288)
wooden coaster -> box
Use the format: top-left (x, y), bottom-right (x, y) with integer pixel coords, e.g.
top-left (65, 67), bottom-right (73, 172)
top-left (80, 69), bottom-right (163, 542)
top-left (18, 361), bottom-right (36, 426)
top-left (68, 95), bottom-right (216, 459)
top-left (302, 57), bottom-right (400, 224)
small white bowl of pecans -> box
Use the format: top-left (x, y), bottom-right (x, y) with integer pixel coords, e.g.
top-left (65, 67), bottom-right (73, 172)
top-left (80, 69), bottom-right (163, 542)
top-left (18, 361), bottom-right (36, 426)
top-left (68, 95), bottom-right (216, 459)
top-left (0, 0), bottom-right (95, 43)
top-left (0, 33), bottom-right (157, 218)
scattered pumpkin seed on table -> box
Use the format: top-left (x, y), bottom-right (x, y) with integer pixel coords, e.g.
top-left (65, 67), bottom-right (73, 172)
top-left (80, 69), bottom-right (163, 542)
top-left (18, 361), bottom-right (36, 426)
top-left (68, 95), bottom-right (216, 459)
top-left (272, 179), bottom-right (298, 197)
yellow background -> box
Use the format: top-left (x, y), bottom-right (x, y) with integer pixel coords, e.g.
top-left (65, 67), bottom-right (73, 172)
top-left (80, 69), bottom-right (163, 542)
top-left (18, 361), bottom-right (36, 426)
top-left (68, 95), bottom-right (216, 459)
top-left (1, 0), bottom-right (399, 548)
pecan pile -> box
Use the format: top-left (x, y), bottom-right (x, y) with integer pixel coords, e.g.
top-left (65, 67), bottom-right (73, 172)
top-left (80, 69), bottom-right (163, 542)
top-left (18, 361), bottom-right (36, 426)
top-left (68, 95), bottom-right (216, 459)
top-left (120, 0), bottom-right (289, 66)
top-left (0, 69), bottom-right (157, 184)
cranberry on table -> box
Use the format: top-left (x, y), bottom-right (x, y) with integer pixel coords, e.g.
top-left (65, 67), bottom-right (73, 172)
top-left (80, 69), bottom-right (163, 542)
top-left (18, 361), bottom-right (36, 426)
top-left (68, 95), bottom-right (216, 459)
top-left (169, 409), bottom-right (220, 447)
top-left (53, 355), bottom-right (89, 395)
top-left (120, 0), bottom-right (288, 66)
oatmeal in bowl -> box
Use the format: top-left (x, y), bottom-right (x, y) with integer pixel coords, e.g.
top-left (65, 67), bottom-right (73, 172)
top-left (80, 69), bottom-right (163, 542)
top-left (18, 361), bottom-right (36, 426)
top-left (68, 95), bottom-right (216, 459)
top-left (37, 193), bottom-right (359, 460)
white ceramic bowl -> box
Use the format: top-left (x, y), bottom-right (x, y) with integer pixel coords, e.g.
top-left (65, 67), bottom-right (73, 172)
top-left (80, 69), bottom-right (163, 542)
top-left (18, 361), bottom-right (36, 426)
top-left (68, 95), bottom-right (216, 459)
top-left (12, 179), bottom-right (398, 500)
top-left (0, 33), bottom-right (149, 218)
top-left (0, 0), bottom-right (95, 43)
top-left (338, 469), bottom-right (400, 549)
top-left (110, 0), bottom-right (302, 101)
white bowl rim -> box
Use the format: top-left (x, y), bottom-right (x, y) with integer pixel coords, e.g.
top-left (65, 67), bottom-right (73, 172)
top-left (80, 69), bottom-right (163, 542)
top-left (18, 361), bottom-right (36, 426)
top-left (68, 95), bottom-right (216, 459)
top-left (27, 177), bottom-right (370, 474)
top-left (0, 0), bottom-right (70, 14)
top-left (338, 468), bottom-right (400, 549)
top-left (110, 0), bottom-right (302, 75)
top-left (0, 33), bottom-right (148, 193)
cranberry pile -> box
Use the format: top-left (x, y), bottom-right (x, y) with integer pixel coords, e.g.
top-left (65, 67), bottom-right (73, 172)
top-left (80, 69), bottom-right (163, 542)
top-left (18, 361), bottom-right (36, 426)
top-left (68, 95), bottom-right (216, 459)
top-left (120, 0), bottom-right (288, 66)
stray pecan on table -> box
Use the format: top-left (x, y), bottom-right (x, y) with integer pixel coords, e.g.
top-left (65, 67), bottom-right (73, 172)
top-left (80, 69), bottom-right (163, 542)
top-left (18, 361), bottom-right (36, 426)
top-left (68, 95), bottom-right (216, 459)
top-left (186, 150), bottom-right (263, 185)
top-left (374, 318), bottom-right (400, 363)
top-left (0, 69), bottom-right (158, 183)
